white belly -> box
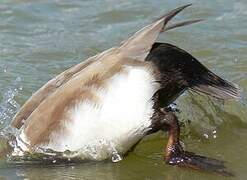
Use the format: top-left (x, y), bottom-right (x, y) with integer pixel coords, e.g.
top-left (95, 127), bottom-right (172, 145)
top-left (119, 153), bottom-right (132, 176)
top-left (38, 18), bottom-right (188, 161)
top-left (19, 66), bottom-right (160, 161)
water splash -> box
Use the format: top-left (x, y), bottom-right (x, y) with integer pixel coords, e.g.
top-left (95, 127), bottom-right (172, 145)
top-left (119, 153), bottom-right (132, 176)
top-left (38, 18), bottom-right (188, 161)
top-left (109, 142), bottom-right (122, 163)
top-left (0, 75), bottom-right (23, 161)
top-left (7, 139), bottom-right (124, 165)
top-left (0, 76), bottom-right (22, 132)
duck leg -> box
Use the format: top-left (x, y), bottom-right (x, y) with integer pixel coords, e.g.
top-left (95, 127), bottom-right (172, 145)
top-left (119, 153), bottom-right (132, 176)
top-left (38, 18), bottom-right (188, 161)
top-left (149, 108), bottom-right (233, 176)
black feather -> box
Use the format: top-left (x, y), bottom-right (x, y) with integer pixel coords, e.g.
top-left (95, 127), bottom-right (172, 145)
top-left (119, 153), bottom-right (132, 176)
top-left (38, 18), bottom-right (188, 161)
top-left (145, 43), bottom-right (240, 106)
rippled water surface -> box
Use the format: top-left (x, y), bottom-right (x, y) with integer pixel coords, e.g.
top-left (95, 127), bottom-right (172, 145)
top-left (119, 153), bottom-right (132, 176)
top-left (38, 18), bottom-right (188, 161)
top-left (0, 0), bottom-right (247, 179)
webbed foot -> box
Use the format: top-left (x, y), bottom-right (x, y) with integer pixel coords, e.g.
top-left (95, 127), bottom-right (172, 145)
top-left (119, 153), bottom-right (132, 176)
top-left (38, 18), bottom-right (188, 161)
top-left (165, 143), bottom-right (234, 176)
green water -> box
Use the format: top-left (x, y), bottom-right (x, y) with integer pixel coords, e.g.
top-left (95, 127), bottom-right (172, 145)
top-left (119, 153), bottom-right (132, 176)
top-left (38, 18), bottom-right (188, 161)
top-left (0, 0), bottom-right (247, 179)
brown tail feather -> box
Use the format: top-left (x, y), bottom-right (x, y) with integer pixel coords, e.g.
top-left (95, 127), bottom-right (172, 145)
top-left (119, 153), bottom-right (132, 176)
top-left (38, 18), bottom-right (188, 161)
top-left (119, 4), bottom-right (202, 61)
top-left (164, 19), bottom-right (204, 31)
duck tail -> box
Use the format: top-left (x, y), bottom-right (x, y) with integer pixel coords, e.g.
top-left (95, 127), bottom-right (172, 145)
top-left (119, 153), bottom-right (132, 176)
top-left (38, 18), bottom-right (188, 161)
top-left (119, 4), bottom-right (202, 61)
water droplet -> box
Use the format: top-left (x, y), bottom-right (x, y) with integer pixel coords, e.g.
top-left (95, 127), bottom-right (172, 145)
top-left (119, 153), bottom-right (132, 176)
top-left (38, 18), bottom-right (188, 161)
top-left (52, 159), bottom-right (56, 163)
top-left (111, 152), bottom-right (122, 163)
top-left (203, 133), bottom-right (209, 139)
top-left (168, 103), bottom-right (179, 112)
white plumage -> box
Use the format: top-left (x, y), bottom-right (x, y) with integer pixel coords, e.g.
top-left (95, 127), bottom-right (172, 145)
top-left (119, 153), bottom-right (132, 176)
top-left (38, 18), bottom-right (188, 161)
top-left (18, 66), bottom-right (160, 160)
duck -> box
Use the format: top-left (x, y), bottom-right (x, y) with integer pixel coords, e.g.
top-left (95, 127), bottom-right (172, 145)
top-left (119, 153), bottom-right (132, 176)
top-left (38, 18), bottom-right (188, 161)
top-left (11, 4), bottom-right (240, 175)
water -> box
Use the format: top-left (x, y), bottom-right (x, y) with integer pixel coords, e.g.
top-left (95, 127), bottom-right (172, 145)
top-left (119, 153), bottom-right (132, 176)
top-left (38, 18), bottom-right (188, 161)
top-left (0, 0), bottom-right (247, 179)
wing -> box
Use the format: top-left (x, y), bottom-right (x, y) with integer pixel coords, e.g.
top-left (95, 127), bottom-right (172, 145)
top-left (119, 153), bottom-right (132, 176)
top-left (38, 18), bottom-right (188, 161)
top-left (12, 47), bottom-right (115, 129)
top-left (21, 48), bottom-right (125, 146)
top-left (12, 54), bottom-right (98, 129)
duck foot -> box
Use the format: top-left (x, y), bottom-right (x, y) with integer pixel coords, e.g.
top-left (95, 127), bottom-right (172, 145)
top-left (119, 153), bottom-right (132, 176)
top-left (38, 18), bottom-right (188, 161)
top-left (165, 143), bottom-right (233, 176)
top-left (149, 108), bottom-right (234, 176)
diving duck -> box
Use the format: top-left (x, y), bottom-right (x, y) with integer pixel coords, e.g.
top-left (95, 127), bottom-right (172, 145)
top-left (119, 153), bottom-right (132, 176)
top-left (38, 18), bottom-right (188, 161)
top-left (11, 4), bottom-right (240, 175)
